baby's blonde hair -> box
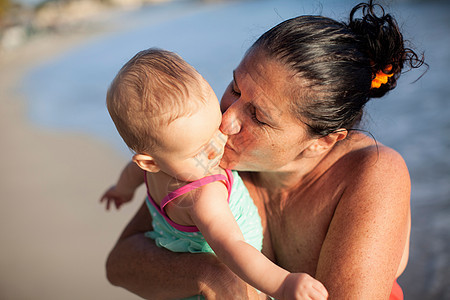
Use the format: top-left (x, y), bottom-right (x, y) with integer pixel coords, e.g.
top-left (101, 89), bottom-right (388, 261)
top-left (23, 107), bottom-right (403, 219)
top-left (107, 48), bottom-right (205, 154)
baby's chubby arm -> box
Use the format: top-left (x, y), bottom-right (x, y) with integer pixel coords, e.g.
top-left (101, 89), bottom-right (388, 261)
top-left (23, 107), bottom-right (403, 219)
top-left (100, 161), bottom-right (144, 210)
top-left (188, 182), bottom-right (328, 300)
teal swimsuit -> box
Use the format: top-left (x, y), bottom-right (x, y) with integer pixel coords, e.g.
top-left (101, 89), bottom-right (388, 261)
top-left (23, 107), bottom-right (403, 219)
top-left (144, 169), bottom-right (263, 299)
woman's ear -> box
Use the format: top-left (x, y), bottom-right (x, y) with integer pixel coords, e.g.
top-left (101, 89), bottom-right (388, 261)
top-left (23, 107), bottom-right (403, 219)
top-left (132, 154), bottom-right (160, 173)
top-left (304, 129), bottom-right (348, 156)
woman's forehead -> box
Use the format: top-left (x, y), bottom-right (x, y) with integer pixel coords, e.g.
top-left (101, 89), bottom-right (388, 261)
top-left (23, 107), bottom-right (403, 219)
top-left (236, 50), bottom-right (296, 121)
top-left (239, 49), bottom-right (292, 94)
top-left (241, 72), bottom-right (283, 119)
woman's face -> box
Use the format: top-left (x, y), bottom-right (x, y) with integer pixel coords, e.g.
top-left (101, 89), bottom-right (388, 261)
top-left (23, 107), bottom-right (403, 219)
top-left (219, 48), bottom-right (313, 171)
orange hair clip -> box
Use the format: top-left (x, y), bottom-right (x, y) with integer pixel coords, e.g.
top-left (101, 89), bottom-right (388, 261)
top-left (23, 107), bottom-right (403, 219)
top-left (371, 64), bottom-right (394, 89)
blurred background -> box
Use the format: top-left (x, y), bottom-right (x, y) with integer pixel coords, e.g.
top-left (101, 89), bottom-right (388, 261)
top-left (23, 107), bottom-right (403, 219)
top-left (0, 0), bottom-right (448, 299)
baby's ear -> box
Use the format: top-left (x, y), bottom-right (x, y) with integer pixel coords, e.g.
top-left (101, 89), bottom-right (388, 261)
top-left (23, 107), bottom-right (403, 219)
top-left (132, 154), bottom-right (160, 173)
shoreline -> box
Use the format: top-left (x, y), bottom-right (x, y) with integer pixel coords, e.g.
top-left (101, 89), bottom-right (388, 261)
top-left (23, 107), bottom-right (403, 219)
top-left (0, 22), bottom-right (145, 299)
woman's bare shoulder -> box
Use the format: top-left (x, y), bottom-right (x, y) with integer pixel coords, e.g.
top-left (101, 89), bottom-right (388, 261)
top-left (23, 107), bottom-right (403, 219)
top-left (333, 133), bottom-right (411, 210)
top-left (338, 133), bottom-right (408, 175)
top-left (317, 135), bottom-right (411, 298)
top-left (329, 133), bottom-right (411, 211)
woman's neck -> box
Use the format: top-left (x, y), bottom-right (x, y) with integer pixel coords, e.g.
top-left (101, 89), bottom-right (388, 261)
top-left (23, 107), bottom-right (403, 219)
top-left (253, 132), bottom-right (368, 193)
top-left (255, 153), bottom-right (328, 193)
top-left (255, 137), bottom-right (354, 193)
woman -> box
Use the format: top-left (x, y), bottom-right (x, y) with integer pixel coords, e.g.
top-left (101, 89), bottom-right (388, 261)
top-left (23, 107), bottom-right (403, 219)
top-left (105, 1), bottom-right (423, 299)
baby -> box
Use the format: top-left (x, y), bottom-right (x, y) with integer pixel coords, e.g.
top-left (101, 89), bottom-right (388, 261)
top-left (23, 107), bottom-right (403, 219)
top-left (101, 48), bottom-right (328, 300)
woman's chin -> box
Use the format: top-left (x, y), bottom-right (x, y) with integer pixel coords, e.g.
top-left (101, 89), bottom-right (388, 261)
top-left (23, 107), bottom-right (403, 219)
top-left (219, 161), bottom-right (232, 170)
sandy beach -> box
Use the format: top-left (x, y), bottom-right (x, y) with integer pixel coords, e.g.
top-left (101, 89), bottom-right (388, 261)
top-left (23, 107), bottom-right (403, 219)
top-left (0, 32), bottom-right (145, 299)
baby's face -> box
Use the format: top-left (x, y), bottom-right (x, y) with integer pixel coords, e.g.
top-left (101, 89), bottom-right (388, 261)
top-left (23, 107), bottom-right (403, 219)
top-left (152, 79), bottom-right (227, 181)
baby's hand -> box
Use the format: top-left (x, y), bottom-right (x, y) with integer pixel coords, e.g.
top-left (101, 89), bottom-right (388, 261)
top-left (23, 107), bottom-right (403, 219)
top-left (281, 273), bottom-right (328, 300)
top-left (100, 185), bottom-right (134, 210)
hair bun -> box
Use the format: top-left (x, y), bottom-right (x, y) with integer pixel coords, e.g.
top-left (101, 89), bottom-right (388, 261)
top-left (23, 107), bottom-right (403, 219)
top-left (348, 0), bottom-right (424, 98)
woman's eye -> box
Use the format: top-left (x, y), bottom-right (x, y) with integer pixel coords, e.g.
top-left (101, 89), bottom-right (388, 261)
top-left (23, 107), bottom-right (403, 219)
top-left (251, 110), bottom-right (266, 126)
top-left (228, 82), bottom-right (241, 97)
top-left (230, 88), bottom-right (240, 97)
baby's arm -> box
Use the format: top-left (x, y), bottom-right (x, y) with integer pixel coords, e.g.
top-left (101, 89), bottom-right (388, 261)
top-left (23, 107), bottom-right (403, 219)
top-left (100, 161), bottom-right (144, 210)
top-left (188, 182), bottom-right (328, 300)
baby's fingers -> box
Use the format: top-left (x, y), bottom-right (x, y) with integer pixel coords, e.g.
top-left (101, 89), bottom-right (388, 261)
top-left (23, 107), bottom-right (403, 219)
top-left (99, 194), bottom-right (108, 207)
top-left (114, 199), bottom-right (123, 210)
top-left (99, 193), bottom-right (108, 204)
top-left (104, 197), bottom-right (112, 211)
top-left (310, 280), bottom-right (328, 300)
top-left (100, 195), bottom-right (115, 211)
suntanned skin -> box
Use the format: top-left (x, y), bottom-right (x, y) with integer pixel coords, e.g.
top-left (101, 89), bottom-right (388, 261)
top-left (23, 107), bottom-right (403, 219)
top-left (239, 139), bottom-right (410, 299)
top-left (220, 48), bottom-right (410, 299)
top-left (106, 48), bottom-right (411, 299)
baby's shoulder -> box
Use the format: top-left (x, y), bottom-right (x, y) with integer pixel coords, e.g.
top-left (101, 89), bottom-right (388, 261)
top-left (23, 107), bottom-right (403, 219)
top-left (176, 172), bottom-right (229, 204)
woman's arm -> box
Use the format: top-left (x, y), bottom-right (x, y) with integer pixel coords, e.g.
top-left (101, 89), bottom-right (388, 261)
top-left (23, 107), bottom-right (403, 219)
top-left (106, 201), bottom-right (258, 299)
top-left (315, 146), bottom-right (411, 298)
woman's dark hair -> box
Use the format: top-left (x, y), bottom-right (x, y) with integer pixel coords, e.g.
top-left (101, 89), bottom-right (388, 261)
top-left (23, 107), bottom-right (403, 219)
top-left (251, 0), bottom-right (424, 137)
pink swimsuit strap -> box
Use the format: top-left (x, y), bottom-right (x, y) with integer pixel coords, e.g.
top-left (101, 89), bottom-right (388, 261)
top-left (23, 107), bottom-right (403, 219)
top-left (145, 169), bottom-right (234, 232)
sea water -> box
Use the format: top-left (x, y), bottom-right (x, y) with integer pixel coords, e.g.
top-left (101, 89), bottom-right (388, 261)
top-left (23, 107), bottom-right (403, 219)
top-left (22, 0), bottom-right (359, 152)
top-left (22, 0), bottom-right (450, 298)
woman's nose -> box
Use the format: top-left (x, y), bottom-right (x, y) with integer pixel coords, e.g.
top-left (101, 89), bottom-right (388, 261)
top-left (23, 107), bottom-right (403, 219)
top-left (220, 105), bottom-right (241, 135)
